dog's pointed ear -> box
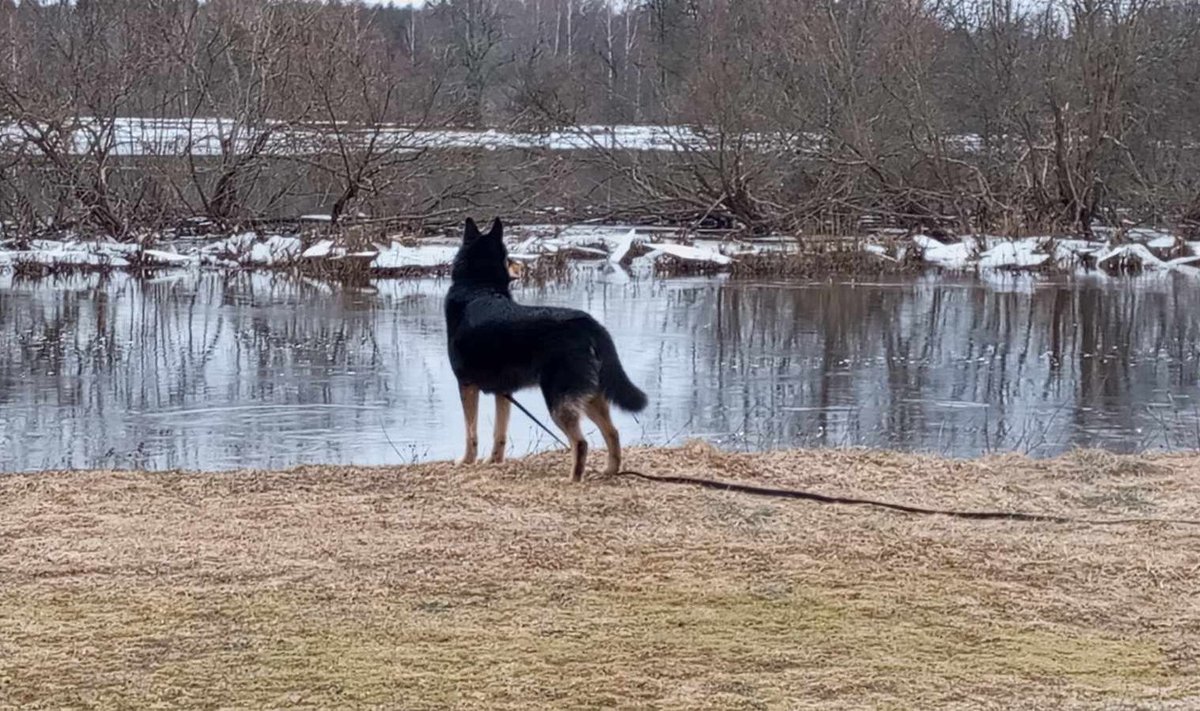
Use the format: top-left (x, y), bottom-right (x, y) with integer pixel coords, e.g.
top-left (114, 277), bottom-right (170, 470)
top-left (488, 217), bottom-right (503, 241)
top-left (463, 218), bottom-right (481, 243)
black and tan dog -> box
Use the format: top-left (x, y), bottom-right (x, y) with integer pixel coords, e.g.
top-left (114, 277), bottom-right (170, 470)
top-left (444, 218), bottom-right (647, 480)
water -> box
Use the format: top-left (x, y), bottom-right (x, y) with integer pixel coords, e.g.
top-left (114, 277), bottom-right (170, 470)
top-left (3, 269), bottom-right (1200, 473)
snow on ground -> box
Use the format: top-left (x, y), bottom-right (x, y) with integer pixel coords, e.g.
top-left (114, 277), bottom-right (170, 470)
top-left (857, 228), bottom-right (1200, 274)
top-left (977, 240), bottom-right (1050, 269)
top-left (246, 235), bottom-right (301, 266)
top-left (372, 243), bottom-right (458, 270)
top-left (1, 118), bottom-right (710, 157)
top-left (646, 242), bottom-right (733, 266)
top-left (607, 229), bottom-right (638, 264)
top-left (301, 239), bottom-right (341, 260)
top-left (862, 243), bottom-right (896, 262)
top-left (1096, 244), bottom-right (1200, 274)
top-left (199, 233), bottom-right (302, 266)
top-left (506, 224), bottom-right (735, 268)
top-left (0, 238), bottom-right (154, 269)
top-left (1051, 239), bottom-right (1106, 267)
top-left (3, 223), bottom-right (1197, 277)
top-left (1147, 234), bottom-right (1177, 250)
top-left (1097, 243), bottom-right (1167, 270)
top-left (0, 245), bottom-right (131, 269)
top-left (912, 234), bottom-right (975, 269)
top-left (140, 249), bottom-right (195, 266)
top-left (0, 223), bottom-right (738, 275)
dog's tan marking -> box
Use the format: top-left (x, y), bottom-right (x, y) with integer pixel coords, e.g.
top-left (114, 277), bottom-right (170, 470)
top-left (506, 258), bottom-right (525, 281)
top-left (551, 404), bottom-right (588, 482)
top-left (584, 395), bottom-right (621, 476)
top-left (490, 394), bottom-right (510, 463)
top-left (459, 384), bottom-right (480, 464)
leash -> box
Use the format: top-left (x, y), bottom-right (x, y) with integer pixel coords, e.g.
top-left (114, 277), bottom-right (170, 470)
top-left (614, 469), bottom-right (1200, 526)
top-left (503, 393), bottom-right (568, 447)
top-left (504, 395), bottom-right (1200, 527)
top-left (616, 469), bottom-right (1069, 522)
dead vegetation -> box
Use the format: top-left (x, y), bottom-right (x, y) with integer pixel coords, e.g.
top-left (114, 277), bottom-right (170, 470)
top-left (729, 240), bottom-right (926, 279)
top-left (1, 443), bottom-right (1198, 709)
top-left (6, 0), bottom-right (1200, 239)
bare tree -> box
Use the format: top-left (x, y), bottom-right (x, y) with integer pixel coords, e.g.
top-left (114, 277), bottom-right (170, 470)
top-left (297, 4), bottom-right (447, 224)
top-left (431, 0), bottom-right (507, 126)
top-left (1, 0), bottom-right (1199, 238)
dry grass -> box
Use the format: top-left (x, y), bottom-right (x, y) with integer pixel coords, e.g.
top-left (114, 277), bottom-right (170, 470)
top-left (2, 443), bottom-right (1199, 709)
top-left (728, 242), bottom-right (923, 279)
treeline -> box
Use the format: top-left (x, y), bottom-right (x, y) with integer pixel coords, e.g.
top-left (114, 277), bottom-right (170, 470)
top-left (3, 0), bottom-right (1200, 238)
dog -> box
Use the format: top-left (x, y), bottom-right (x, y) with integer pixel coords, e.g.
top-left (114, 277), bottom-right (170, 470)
top-left (444, 217), bottom-right (648, 481)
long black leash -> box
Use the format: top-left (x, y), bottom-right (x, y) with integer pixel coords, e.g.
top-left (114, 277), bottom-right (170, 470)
top-left (615, 469), bottom-right (1071, 522)
top-left (615, 469), bottom-right (1200, 526)
top-left (503, 394), bottom-right (568, 447)
top-left (505, 395), bottom-right (1200, 527)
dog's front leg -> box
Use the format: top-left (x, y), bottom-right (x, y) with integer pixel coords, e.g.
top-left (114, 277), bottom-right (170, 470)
top-left (458, 384), bottom-right (480, 464)
top-left (490, 394), bottom-right (510, 463)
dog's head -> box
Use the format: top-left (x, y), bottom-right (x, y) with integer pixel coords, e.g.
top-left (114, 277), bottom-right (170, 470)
top-left (451, 217), bottom-right (521, 286)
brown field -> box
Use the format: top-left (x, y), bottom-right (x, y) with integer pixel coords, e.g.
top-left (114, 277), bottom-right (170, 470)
top-left (2, 443), bottom-right (1199, 709)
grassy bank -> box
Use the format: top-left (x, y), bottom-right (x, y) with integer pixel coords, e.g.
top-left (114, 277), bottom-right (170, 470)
top-left (2, 444), bottom-right (1199, 709)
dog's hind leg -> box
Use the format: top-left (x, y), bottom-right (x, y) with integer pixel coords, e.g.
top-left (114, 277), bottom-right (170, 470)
top-left (551, 403), bottom-right (588, 482)
top-left (458, 383), bottom-right (480, 464)
top-left (584, 395), bottom-right (621, 476)
top-left (489, 394), bottom-right (510, 463)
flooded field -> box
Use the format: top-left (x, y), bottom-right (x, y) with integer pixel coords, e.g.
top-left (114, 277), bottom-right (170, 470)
top-left (2, 269), bottom-right (1200, 472)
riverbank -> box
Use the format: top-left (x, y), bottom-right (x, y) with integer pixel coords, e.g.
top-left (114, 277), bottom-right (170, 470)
top-left (3, 223), bottom-right (1200, 280)
top-left (2, 444), bottom-right (1198, 708)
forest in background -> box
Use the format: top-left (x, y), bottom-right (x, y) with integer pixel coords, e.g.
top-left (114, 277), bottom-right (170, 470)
top-left (3, 0), bottom-right (1200, 239)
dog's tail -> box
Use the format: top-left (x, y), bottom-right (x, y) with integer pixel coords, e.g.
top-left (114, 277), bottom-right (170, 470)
top-left (593, 325), bottom-right (648, 412)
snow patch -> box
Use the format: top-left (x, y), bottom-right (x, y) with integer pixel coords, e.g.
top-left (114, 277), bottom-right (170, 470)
top-left (977, 241), bottom-right (1049, 269)
top-left (0, 244), bottom-right (130, 269)
top-left (608, 229), bottom-right (638, 264)
top-left (913, 234), bottom-right (973, 269)
top-left (1097, 244), bottom-right (1166, 270)
top-left (1147, 234), bottom-right (1177, 250)
top-left (140, 249), bottom-right (197, 266)
top-left (200, 232), bottom-right (301, 266)
top-left (647, 242), bottom-right (733, 265)
top-left (863, 243), bottom-right (897, 262)
top-left (301, 239), bottom-right (342, 259)
top-left (372, 243), bottom-right (458, 270)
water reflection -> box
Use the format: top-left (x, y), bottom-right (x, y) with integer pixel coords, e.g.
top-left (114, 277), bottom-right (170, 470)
top-left (2, 270), bottom-right (1199, 472)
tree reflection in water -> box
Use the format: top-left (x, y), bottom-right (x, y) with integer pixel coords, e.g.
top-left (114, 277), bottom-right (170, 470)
top-left (2, 271), bottom-right (1198, 472)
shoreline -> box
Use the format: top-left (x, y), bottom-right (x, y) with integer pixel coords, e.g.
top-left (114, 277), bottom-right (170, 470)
top-left (3, 224), bottom-right (1200, 280)
top-left (3, 445), bottom-right (1198, 708)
